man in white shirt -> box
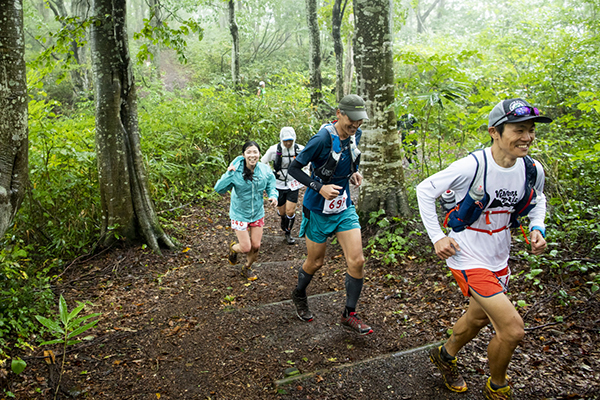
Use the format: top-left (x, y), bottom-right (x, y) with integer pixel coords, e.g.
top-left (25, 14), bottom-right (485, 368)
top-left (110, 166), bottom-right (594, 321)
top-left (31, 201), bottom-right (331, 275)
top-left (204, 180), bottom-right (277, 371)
top-left (261, 127), bottom-right (305, 244)
top-left (416, 98), bottom-right (552, 399)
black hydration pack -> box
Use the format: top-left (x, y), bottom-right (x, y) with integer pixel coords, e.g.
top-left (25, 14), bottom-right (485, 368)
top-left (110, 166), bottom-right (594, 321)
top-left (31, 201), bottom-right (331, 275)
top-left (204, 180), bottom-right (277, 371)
top-left (443, 149), bottom-right (539, 234)
top-left (273, 142), bottom-right (300, 180)
top-left (313, 124), bottom-right (361, 184)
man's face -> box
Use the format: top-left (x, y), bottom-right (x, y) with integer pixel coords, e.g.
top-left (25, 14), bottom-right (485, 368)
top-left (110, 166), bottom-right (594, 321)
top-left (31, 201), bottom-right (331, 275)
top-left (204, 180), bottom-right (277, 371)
top-left (336, 110), bottom-right (363, 138)
top-left (282, 140), bottom-right (293, 149)
top-left (492, 121), bottom-right (536, 161)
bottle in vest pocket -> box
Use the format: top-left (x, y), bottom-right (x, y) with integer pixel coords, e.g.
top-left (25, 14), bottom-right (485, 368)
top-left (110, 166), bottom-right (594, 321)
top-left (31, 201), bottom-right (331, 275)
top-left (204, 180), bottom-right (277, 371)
top-left (451, 184), bottom-right (485, 232)
top-left (440, 190), bottom-right (456, 213)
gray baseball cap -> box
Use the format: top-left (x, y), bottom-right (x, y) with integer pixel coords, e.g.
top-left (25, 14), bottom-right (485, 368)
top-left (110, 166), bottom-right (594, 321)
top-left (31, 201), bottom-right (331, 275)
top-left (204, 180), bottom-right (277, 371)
top-left (338, 94), bottom-right (369, 121)
top-left (488, 98), bottom-right (552, 128)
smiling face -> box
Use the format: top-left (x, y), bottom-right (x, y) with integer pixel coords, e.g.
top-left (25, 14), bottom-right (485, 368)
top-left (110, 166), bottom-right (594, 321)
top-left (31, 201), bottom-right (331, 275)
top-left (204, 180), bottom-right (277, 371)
top-left (243, 145), bottom-right (260, 168)
top-left (335, 110), bottom-right (363, 139)
top-left (282, 140), bottom-right (294, 149)
top-left (490, 121), bottom-right (536, 167)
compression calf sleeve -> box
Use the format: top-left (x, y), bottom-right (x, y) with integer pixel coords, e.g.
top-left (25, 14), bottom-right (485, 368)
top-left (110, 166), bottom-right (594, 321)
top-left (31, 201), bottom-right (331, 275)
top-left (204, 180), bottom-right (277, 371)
top-left (344, 273), bottom-right (363, 315)
top-left (296, 267), bottom-right (313, 297)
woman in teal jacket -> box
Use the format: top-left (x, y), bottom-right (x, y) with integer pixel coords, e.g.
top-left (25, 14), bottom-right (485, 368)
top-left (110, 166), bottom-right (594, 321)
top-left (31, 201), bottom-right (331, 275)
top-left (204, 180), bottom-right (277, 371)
top-left (214, 141), bottom-right (278, 280)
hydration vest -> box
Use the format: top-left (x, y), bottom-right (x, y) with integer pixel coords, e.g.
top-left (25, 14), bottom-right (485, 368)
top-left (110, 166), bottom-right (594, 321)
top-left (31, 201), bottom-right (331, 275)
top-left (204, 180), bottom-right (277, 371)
top-left (443, 149), bottom-right (539, 235)
top-left (273, 142), bottom-right (300, 175)
top-left (313, 124), bottom-right (361, 184)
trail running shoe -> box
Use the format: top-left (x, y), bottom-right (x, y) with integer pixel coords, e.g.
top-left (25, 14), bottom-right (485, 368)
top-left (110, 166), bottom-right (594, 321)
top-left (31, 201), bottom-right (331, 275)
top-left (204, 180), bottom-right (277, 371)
top-left (484, 377), bottom-right (513, 400)
top-left (291, 289), bottom-right (313, 322)
top-left (429, 345), bottom-right (467, 392)
top-left (341, 312), bottom-right (373, 335)
top-left (228, 242), bottom-right (237, 265)
top-left (241, 266), bottom-right (257, 281)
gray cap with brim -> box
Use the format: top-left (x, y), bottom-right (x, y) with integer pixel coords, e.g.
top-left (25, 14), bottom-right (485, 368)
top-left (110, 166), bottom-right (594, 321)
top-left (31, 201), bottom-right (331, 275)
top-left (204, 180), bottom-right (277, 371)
top-left (488, 98), bottom-right (552, 128)
top-left (338, 94), bottom-right (369, 121)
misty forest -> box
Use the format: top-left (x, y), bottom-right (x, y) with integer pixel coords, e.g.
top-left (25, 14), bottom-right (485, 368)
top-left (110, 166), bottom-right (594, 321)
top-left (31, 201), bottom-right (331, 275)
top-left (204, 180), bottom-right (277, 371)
top-left (0, 0), bottom-right (599, 398)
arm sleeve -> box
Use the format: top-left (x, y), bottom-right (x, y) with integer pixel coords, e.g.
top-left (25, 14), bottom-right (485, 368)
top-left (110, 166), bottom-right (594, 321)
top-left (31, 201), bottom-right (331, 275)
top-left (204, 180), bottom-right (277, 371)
top-left (416, 157), bottom-right (475, 245)
top-left (527, 162), bottom-right (547, 229)
top-left (289, 159), bottom-right (322, 193)
top-left (289, 132), bottom-right (328, 193)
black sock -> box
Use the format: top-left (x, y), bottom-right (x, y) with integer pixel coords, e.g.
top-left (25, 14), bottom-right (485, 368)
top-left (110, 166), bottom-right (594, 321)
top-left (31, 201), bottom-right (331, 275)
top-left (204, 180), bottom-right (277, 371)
top-left (440, 345), bottom-right (455, 362)
top-left (344, 273), bottom-right (363, 316)
top-left (295, 267), bottom-right (313, 297)
top-left (490, 380), bottom-right (508, 390)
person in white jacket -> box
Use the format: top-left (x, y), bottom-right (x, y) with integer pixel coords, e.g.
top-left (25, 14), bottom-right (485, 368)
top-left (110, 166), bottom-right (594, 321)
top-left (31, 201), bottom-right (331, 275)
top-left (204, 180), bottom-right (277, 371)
top-left (261, 127), bottom-right (305, 244)
top-left (416, 98), bottom-right (552, 400)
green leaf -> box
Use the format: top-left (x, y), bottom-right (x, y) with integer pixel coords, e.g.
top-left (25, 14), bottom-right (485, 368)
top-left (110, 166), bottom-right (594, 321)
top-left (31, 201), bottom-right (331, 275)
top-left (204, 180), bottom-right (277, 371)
top-left (35, 316), bottom-right (64, 334)
top-left (11, 358), bottom-right (27, 375)
top-left (67, 320), bottom-right (99, 339)
top-left (59, 295), bottom-right (69, 325)
top-left (40, 338), bottom-right (64, 345)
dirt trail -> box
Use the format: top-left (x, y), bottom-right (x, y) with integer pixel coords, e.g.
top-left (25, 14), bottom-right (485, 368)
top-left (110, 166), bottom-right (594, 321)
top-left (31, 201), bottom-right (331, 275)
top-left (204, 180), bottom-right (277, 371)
top-left (11, 194), bottom-right (600, 399)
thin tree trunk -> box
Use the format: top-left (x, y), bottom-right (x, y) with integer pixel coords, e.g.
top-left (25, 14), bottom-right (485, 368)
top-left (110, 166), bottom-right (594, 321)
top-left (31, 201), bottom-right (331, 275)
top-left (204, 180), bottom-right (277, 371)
top-left (228, 0), bottom-right (240, 90)
top-left (305, 0), bottom-right (323, 110)
top-left (0, 0), bottom-right (29, 237)
top-left (354, 0), bottom-right (409, 217)
top-left (332, 0), bottom-right (348, 102)
top-left (90, 0), bottom-right (175, 252)
top-left (148, 0), bottom-right (161, 79)
top-left (343, 32), bottom-right (354, 95)
top-left (46, 0), bottom-right (88, 94)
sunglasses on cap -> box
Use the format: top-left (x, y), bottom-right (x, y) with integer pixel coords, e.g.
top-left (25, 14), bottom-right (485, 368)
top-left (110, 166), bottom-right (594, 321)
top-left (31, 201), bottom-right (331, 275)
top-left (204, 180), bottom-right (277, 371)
top-left (491, 106), bottom-right (540, 127)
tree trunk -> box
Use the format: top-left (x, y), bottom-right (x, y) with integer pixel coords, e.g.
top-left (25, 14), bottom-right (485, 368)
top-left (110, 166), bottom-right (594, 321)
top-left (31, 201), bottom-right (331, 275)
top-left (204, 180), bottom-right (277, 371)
top-left (0, 0), bottom-right (29, 238)
top-left (46, 0), bottom-right (89, 95)
top-left (354, 0), bottom-right (410, 218)
top-left (332, 0), bottom-right (348, 102)
top-left (343, 32), bottom-right (354, 95)
top-left (305, 0), bottom-right (323, 110)
top-left (148, 0), bottom-right (161, 79)
top-left (90, 0), bottom-right (174, 252)
top-left (228, 0), bottom-right (240, 90)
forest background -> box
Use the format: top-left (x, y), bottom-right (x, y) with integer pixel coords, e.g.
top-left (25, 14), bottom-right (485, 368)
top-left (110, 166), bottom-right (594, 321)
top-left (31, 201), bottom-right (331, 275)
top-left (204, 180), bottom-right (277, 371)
top-left (1, 0), bottom-right (599, 379)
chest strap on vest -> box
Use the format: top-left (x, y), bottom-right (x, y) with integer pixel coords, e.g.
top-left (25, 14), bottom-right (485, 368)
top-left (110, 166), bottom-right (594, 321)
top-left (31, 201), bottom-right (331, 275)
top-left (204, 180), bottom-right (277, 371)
top-left (465, 225), bottom-right (509, 235)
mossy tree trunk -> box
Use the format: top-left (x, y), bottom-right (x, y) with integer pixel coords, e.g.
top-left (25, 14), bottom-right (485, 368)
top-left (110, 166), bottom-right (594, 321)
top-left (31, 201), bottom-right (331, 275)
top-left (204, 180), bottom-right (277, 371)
top-left (354, 0), bottom-right (410, 218)
top-left (305, 0), bottom-right (323, 110)
top-left (332, 0), bottom-right (349, 102)
top-left (228, 0), bottom-right (240, 90)
top-left (0, 0), bottom-right (29, 238)
top-left (90, 0), bottom-right (175, 252)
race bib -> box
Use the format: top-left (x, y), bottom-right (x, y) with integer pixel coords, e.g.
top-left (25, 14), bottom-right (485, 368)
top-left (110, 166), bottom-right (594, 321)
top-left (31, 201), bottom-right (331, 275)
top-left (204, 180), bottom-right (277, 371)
top-left (323, 191), bottom-right (348, 214)
top-left (288, 178), bottom-right (303, 191)
top-left (231, 219), bottom-right (248, 231)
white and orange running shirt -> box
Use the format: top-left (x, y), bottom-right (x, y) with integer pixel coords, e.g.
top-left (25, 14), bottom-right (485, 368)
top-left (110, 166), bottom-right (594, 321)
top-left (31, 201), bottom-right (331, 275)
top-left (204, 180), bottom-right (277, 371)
top-left (416, 147), bottom-right (546, 272)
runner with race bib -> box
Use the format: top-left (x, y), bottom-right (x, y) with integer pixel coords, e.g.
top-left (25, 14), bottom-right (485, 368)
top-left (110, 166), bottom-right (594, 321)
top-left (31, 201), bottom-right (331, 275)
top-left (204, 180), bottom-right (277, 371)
top-left (287, 94), bottom-right (373, 336)
top-left (261, 127), bottom-right (306, 245)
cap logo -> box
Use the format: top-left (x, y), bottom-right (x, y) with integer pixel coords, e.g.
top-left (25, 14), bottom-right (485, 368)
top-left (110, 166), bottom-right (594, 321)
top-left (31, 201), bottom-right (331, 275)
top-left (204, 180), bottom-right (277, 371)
top-left (508, 100), bottom-right (527, 111)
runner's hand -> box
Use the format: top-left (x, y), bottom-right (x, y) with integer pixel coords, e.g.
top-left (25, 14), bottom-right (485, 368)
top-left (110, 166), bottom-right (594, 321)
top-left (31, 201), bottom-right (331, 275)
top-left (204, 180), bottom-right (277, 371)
top-left (227, 164), bottom-right (236, 171)
top-left (319, 184), bottom-right (342, 200)
top-left (350, 172), bottom-right (363, 186)
top-left (434, 237), bottom-right (461, 260)
top-left (530, 230), bottom-right (547, 255)
top-left (268, 197), bottom-right (277, 207)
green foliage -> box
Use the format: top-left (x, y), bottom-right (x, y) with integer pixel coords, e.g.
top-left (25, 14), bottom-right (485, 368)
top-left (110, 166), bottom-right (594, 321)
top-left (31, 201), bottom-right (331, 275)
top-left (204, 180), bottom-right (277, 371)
top-left (0, 241), bottom-right (54, 356)
top-left (134, 16), bottom-right (204, 64)
top-left (365, 210), bottom-right (424, 266)
top-left (14, 97), bottom-right (100, 259)
top-left (36, 295), bottom-right (100, 399)
top-left (137, 73), bottom-right (315, 208)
